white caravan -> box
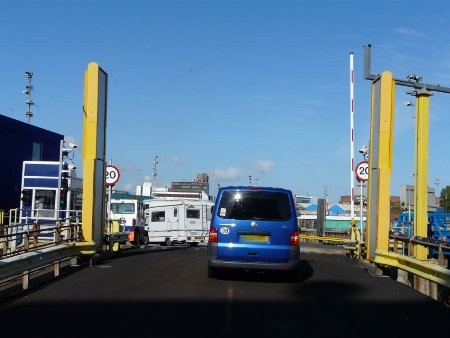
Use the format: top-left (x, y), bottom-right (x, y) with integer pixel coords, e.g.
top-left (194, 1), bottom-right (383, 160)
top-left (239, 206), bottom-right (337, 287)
top-left (143, 199), bottom-right (215, 246)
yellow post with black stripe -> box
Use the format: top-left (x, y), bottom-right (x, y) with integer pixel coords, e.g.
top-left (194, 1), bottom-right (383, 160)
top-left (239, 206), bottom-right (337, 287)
top-left (82, 62), bottom-right (108, 251)
top-left (366, 71), bottom-right (395, 261)
top-left (414, 88), bottom-right (432, 260)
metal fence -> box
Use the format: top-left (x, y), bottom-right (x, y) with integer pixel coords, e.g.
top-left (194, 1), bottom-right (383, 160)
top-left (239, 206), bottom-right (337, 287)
top-left (0, 208), bottom-right (92, 293)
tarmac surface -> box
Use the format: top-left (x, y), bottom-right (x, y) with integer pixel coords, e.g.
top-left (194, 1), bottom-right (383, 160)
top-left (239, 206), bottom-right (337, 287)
top-left (0, 241), bottom-right (448, 338)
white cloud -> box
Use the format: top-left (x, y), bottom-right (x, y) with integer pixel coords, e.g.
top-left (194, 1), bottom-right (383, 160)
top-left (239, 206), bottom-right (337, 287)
top-left (214, 167), bottom-right (241, 181)
top-left (171, 155), bottom-right (184, 164)
top-left (255, 159), bottom-right (275, 174)
top-left (123, 183), bottom-right (135, 191)
top-left (393, 27), bottom-right (424, 38)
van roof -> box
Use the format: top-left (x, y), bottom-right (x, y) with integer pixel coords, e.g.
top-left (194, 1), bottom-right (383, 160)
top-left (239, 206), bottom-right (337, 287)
top-left (219, 186), bottom-right (292, 193)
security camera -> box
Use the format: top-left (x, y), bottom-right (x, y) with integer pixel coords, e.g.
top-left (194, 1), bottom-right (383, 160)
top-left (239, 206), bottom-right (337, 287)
top-left (406, 74), bottom-right (422, 82)
top-left (359, 145), bottom-right (368, 154)
top-left (68, 163), bottom-right (77, 170)
top-left (68, 142), bottom-right (77, 149)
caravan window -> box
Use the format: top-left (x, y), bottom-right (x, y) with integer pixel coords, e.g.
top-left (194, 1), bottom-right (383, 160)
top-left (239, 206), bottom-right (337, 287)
top-left (186, 209), bottom-right (200, 219)
top-left (151, 211), bottom-right (165, 222)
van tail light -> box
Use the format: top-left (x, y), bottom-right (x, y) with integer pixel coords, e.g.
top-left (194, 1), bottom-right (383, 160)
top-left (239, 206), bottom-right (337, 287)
top-left (209, 227), bottom-right (218, 243)
top-left (132, 219), bottom-right (136, 226)
top-left (290, 230), bottom-right (299, 246)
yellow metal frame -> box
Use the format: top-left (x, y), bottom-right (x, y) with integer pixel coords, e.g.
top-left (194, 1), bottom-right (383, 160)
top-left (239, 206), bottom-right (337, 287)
top-left (366, 71), bottom-right (395, 261)
top-left (82, 62), bottom-right (108, 251)
top-left (413, 89), bottom-right (432, 259)
top-left (374, 249), bottom-right (450, 288)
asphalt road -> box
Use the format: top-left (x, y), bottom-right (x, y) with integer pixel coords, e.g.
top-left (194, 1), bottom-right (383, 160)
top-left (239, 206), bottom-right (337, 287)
top-left (0, 242), bottom-right (448, 338)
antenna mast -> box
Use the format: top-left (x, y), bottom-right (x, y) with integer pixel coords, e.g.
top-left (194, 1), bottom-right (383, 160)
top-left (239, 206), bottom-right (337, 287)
top-left (153, 155), bottom-right (159, 185)
top-left (23, 71), bottom-right (34, 123)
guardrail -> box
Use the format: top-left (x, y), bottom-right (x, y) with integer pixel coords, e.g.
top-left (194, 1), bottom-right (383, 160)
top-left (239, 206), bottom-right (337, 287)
top-left (0, 217), bottom-right (83, 259)
top-left (0, 211), bottom-right (96, 292)
top-left (300, 226), bottom-right (450, 303)
top-left (374, 233), bottom-right (450, 301)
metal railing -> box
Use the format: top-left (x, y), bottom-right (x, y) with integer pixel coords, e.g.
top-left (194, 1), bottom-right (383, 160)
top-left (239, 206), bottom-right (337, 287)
top-left (1, 210), bottom-right (83, 259)
top-left (374, 233), bottom-right (450, 303)
top-left (300, 224), bottom-right (450, 303)
top-left (0, 209), bottom-right (96, 292)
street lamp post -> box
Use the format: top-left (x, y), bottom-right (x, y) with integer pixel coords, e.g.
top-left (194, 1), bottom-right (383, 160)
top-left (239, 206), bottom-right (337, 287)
top-left (152, 155), bottom-right (159, 196)
top-left (404, 97), bottom-right (416, 228)
top-left (435, 176), bottom-right (440, 206)
top-left (358, 144), bottom-right (368, 243)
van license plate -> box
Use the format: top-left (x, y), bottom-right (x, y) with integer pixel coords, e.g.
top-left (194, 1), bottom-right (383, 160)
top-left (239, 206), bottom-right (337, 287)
top-left (239, 234), bottom-right (269, 242)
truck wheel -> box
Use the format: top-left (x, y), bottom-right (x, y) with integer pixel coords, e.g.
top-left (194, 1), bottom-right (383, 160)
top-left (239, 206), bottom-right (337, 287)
top-left (143, 234), bottom-right (149, 246)
top-left (164, 238), bottom-right (172, 246)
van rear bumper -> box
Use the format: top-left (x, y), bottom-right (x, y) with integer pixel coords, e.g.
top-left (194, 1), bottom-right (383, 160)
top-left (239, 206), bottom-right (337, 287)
top-left (207, 244), bottom-right (300, 271)
top-left (208, 256), bottom-right (300, 271)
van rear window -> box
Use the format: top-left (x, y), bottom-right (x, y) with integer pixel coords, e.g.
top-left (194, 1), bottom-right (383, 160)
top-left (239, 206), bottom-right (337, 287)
top-left (217, 191), bottom-right (292, 221)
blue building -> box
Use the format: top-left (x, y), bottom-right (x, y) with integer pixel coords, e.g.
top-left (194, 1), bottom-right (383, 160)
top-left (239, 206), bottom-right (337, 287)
top-left (0, 114), bottom-right (63, 213)
top-left (327, 203), bottom-right (347, 216)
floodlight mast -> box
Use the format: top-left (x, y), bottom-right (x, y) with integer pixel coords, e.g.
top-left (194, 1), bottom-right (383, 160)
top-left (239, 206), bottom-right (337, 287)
top-left (23, 71), bottom-right (34, 123)
top-left (153, 155), bottom-right (159, 184)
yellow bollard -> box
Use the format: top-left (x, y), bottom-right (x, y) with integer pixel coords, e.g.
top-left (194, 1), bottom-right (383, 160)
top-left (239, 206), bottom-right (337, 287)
top-left (111, 220), bottom-right (119, 252)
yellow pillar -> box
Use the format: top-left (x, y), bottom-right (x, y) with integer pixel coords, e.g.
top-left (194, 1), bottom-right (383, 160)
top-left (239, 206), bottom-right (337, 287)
top-left (366, 71), bottom-right (395, 261)
top-left (82, 62), bottom-right (108, 251)
top-left (414, 89), bottom-right (432, 260)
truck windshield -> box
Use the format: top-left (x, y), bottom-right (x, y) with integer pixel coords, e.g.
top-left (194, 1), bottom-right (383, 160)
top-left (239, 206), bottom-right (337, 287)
top-left (111, 202), bottom-right (135, 214)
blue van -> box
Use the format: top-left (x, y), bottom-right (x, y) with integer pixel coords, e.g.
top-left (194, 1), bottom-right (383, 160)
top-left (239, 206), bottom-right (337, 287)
top-left (207, 186), bottom-right (300, 278)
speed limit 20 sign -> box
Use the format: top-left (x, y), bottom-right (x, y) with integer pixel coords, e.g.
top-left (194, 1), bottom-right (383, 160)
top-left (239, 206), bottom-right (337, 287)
top-left (106, 165), bottom-right (120, 186)
top-left (355, 161), bottom-right (369, 182)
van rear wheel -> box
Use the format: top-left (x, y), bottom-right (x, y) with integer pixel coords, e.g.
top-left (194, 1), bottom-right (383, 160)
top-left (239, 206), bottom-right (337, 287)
top-left (164, 238), bottom-right (172, 246)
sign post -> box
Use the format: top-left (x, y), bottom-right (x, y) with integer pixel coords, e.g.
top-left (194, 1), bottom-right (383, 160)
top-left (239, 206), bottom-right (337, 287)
top-left (355, 161), bottom-right (369, 182)
top-left (355, 160), bottom-right (369, 245)
top-left (105, 164), bottom-right (120, 239)
top-left (106, 165), bottom-right (120, 187)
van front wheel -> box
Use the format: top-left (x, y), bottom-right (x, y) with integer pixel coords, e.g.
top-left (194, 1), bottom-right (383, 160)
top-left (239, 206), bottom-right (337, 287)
top-left (164, 238), bottom-right (172, 246)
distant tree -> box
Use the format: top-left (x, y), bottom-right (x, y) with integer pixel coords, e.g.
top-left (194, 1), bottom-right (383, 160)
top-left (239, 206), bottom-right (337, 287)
top-left (439, 186), bottom-right (450, 212)
top-left (390, 199), bottom-right (403, 212)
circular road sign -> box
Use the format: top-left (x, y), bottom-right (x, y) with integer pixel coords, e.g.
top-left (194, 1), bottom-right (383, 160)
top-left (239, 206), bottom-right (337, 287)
top-left (106, 165), bottom-right (120, 186)
top-left (355, 161), bottom-right (369, 182)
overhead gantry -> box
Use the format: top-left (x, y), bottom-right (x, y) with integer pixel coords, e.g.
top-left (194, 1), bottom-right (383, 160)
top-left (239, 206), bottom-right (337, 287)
top-left (363, 44), bottom-right (450, 261)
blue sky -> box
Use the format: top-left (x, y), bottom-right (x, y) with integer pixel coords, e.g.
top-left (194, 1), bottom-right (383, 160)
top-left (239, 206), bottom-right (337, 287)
top-left (1, 0), bottom-right (450, 203)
